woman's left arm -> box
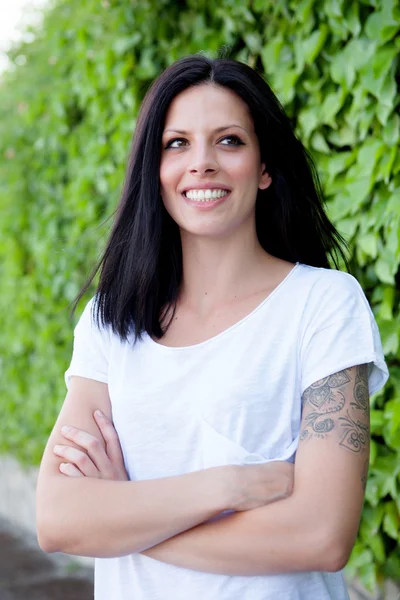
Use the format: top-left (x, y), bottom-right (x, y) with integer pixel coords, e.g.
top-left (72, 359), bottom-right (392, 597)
top-left (140, 364), bottom-right (369, 574)
top-left (57, 364), bottom-right (369, 575)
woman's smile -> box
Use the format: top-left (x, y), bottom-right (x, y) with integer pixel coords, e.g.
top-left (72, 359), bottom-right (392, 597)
top-left (182, 188), bottom-right (232, 210)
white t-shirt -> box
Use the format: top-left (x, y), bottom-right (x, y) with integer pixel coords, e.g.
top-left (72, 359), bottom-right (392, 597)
top-left (65, 262), bottom-right (389, 600)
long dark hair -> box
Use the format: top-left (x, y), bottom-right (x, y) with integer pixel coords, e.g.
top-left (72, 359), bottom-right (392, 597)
top-left (74, 54), bottom-right (348, 342)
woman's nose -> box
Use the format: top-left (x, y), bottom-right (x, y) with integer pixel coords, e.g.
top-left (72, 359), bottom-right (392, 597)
top-left (188, 145), bottom-right (219, 174)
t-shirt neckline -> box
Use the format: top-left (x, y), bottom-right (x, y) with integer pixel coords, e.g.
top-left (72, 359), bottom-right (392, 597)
top-left (147, 262), bottom-right (301, 352)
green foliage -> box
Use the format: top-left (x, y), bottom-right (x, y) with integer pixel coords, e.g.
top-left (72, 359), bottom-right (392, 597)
top-left (0, 0), bottom-right (399, 592)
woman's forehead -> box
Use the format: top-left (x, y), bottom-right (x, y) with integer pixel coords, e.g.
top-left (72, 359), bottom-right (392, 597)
top-left (163, 84), bottom-right (254, 133)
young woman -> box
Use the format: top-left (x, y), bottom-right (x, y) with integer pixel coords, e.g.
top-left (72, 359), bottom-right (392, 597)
top-left (36, 55), bottom-right (389, 599)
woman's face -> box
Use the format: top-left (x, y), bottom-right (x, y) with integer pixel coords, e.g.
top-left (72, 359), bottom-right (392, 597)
top-left (159, 84), bottom-right (271, 239)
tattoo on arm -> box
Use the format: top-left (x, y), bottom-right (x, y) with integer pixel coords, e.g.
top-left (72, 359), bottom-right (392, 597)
top-left (300, 365), bottom-right (370, 489)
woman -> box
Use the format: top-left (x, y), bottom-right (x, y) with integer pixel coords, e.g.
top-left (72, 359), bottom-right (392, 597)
top-left (36, 55), bottom-right (389, 599)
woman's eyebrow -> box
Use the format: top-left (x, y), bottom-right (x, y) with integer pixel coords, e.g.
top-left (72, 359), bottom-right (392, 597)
top-left (163, 124), bottom-right (249, 135)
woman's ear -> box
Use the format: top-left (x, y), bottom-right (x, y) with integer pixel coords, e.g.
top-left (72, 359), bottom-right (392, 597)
top-left (259, 163), bottom-right (272, 190)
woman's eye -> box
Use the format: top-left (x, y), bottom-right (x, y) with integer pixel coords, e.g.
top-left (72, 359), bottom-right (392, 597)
top-left (165, 138), bottom-right (187, 149)
top-left (220, 135), bottom-right (245, 146)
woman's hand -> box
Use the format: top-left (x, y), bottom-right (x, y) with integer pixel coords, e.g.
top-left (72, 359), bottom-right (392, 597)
top-left (53, 410), bottom-right (129, 481)
top-left (227, 461), bottom-right (294, 511)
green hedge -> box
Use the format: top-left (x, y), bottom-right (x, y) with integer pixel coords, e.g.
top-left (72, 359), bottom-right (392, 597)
top-left (0, 0), bottom-right (399, 591)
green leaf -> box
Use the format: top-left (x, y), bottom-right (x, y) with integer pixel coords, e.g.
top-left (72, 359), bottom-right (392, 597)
top-left (378, 286), bottom-right (395, 319)
top-left (356, 140), bottom-right (386, 178)
top-left (374, 453), bottom-right (400, 480)
top-left (383, 501), bottom-right (399, 539)
top-left (326, 192), bottom-right (354, 220)
top-left (359, 46), bottom-right (398, 100)
top-left (345, 178), bottom-right (373, 206)
top-left (322, 151), bottom-right (356, 185)
top-left (302, 24), bottom-right (329, 64)
top-left (385, 191), bottom-right (400, 218)
top-left (377, 146), bottom-right (398, 183)
top-left (260, 37), bottom-right (284, 70)
top-left (364, 480), bottom-right (380, 507)
top-left (375, 258), bottom-right (396, 284)
top-left (357, 105), bottom-right (377, 141)
top-left (367, 533), bottom-right (386, 563)
top-left (345, 38), bottom-right (377, 72)
top-left (375, 46), bottom-right (398, 77)
top-left (310, 131), bottom-right (330, 153)
top-left (113, 33), bottom-right (142, 56)
top-left (298, 107), bottom-right (319, 140)
top-left (294, 0), bottom-right (317, 24)
top-left (370, 438), bottom-right (378, 465)
top-left (243, 32), bottom-right (262, 54)
top-left (348, 541), bottom-right (374, 570)
top-left (325, 0), bottom-right (344, 19)
top-left (357, 561), bottom-right (379, 593)
top-left (386, 217), bottom-right (400, 258)
top-left (347, 86), bottom-right (371, 124)
top-left (377, 72), bottom-right (397, 125)
top-left (383, 112), bottom-right (400, 146)
top-left (384, 398), bottom-right (400, 434)
top-left (335, 216), bottom-right (358, 239)
top-left (377, 319), bottom-right (399, 355)
top-left (280, 70), bottom-right (300, 104)
top-left (319, 87), bottom-right (347, 127)
top-left (357, 233), bottom-right (378, 258)
top-left (365, 10), bottom-right (400, 43)
top-left (330, 51), bottom-right (356, 88)
top-left (360, 504), bottom-right (385, 537)
top-left (383, 548), bottom-right (400, 580)
top-left (370, 409), bottom-right (385, 434)
top-left (327, 125), bottom-right (358, 147)
top-left (343, 2), bottom-right (361, 36)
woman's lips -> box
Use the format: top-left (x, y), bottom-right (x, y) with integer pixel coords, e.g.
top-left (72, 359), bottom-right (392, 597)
top-left (182, 191), bottom-right (231, 210)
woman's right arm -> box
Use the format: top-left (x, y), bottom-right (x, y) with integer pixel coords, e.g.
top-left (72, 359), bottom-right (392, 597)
top-left (36, 376), bottom-right (233, 557)
top-left (36, 376), bottom-right (293, 558)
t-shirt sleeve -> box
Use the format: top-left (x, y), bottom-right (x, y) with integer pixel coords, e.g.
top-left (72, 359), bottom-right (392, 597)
top-left (300, 271), bottom-right (389, 397)
top-left (64, 296), bottom-right (109, 389)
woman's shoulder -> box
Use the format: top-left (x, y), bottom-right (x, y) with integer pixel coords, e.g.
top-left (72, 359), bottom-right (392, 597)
top-left (76, 295), bottom-right (139, 347)
top-left (296, 263), bottom-right (366, 297)
top-left (74, 295), bottom-right (113, 339)
top-left (295, 263), bottom-right (373, 324)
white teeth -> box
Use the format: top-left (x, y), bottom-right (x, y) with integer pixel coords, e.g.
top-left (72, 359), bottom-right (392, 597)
top-left (185, 189), bottom-right (229, 202)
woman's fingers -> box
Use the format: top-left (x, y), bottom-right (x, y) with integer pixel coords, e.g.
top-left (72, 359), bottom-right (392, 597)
top-left (59, 462), bottom-right (84, 477)
top-left (56, 419), bottom-right (128, 481)
top-left (59, 426), bottom-right (114, 478)
top-left (54, 445), bottom-right (99, 477)
top-left (93, 411), bottom-right (127, 475)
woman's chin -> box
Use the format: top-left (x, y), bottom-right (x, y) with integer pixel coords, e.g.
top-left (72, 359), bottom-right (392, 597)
top-left (178, 222), bottom-right (238, 240)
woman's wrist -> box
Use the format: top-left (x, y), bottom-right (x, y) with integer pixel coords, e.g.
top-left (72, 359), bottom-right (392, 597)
top-left (205, 465), bottom-right (238, 513)
top-left (217, 461), bottom-right (294, 512)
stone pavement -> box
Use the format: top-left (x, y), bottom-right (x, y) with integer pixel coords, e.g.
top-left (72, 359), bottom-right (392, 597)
top-left (0, 518), bottom-right (94, 600)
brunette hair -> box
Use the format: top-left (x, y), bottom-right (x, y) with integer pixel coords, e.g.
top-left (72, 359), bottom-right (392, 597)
top-left (74, 54), bottom-right (348, 342)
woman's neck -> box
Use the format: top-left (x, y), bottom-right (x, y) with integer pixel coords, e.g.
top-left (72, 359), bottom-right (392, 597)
top-left (178, 236), bottom-right (277, 317)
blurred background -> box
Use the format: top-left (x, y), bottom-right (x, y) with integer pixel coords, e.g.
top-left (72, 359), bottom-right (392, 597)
top-left (0, 1), bottom-right (399, 598)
